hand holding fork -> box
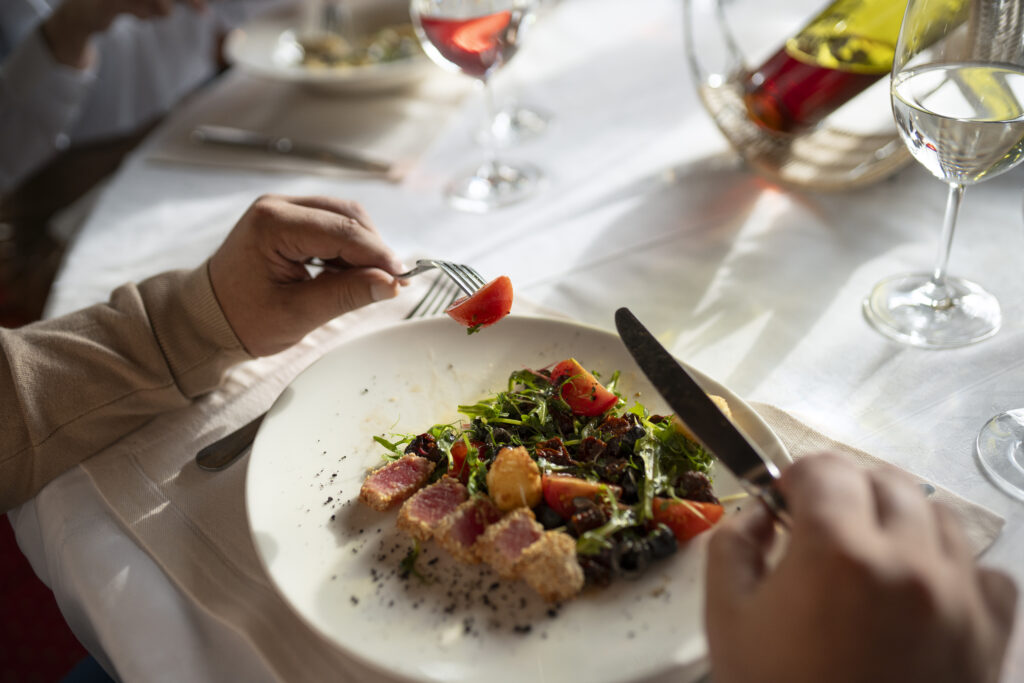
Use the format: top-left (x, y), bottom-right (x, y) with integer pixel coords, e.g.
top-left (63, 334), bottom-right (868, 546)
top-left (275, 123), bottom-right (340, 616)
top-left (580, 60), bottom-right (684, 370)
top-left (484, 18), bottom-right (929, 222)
top-left (196, 258), bottom-right (486, 470)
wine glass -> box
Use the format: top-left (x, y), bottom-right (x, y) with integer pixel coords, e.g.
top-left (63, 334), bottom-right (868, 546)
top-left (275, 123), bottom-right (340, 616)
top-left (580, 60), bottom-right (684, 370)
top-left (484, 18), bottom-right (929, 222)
top-left (976, 188), bottom-right (1024, 501)
top-left (410, 0), bottom-right (543, 212)
top-left (478, 96), bottom-right (551, 147)
top-left (863, 0), bottom-right (1024, 348)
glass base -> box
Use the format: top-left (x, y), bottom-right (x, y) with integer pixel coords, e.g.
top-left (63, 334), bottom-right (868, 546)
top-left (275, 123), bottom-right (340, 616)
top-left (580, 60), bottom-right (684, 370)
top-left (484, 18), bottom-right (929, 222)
top-left (478, 105), bottom-right (552, 147)
top-left (976, 410), bottom-right (1024, 501)
top-left (444, 160), bottom-right (544, 212)
top-left (862, 273), bottom-right (1001, 349)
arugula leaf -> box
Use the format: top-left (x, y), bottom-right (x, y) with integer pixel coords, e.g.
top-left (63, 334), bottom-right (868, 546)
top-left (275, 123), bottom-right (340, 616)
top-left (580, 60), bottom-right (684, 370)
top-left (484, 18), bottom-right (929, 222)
top-left (399, 540), bottom-right (429, 582)
top-left (576, 487), bottom-right (637, 555)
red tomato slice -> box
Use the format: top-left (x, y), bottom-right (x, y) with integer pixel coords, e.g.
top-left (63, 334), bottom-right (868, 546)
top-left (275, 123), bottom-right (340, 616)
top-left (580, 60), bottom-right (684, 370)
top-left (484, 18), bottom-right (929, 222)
top-left (541, 474), bottom-right (621, 519)
top-left (445, 275), bottom-right (513, 331)
top-left (549, 358), bottom-right (618, 417)
top-left (449, 439), bottom-right (482, 484)
top-left (650, 497), bottom-right (724, 542)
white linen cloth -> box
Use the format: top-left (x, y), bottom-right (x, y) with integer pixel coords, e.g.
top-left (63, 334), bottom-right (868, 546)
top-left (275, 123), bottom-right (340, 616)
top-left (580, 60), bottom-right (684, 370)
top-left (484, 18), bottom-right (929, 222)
top-left (14, 0), bottom-right (1024, 680)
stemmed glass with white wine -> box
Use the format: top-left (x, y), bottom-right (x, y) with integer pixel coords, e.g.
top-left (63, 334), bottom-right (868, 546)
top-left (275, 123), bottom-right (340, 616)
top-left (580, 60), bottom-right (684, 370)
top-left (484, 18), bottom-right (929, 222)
top-left (410, 0), bottom-right (543, 212)
top-left (863, 0), bottom-right (1024, 348)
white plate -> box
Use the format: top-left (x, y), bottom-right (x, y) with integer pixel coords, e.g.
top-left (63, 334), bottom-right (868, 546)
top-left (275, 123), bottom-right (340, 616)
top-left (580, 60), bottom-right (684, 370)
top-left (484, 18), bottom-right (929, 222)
top-left (224, 10), bottom-right (436, 94)
top-left (246, 315), bottom-right (791, 683)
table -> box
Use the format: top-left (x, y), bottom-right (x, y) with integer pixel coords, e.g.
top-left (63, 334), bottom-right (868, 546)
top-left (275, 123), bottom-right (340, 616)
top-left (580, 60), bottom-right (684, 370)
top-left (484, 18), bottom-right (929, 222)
top-left (11, 0), bottom-right (1024, 680)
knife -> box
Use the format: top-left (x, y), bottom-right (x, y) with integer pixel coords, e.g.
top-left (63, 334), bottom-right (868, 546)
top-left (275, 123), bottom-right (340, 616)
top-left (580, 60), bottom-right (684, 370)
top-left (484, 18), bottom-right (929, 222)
top-left (190, 125), bottom-right (393, 174)
top-left (614, 307), bottom-right (789, 524)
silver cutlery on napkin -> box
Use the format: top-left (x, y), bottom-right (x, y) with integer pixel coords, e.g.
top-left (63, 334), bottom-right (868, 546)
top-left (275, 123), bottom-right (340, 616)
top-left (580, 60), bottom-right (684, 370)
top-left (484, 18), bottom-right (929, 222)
top-left (190, 124), bottom-right (393, 174)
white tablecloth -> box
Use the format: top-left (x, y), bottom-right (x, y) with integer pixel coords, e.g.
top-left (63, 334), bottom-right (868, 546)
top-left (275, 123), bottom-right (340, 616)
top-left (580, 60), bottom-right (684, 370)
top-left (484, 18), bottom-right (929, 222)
top-left (12, 0), bottom-right (1024, 680)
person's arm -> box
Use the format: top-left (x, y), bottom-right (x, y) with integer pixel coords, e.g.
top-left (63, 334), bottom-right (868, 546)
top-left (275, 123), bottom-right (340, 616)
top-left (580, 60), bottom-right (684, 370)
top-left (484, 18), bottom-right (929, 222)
top-left (0, 194), bottom-right (405, 512)
top-left (0, 0), bottom-right (204, 191)
top-left (704, 453), bottom-right (1018, 683)
top-left (0, 24), bottom-right (97, 191)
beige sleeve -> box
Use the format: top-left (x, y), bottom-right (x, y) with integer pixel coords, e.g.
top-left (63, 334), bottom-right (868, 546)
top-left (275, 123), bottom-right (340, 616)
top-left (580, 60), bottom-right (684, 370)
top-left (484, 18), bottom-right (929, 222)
top-left (0, 263), bottom-right (251, 512)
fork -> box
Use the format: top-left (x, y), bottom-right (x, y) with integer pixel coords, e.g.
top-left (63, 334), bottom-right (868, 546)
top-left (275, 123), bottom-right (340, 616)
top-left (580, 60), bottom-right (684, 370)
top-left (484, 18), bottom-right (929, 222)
top-left (195, 259), bottom-right (485, 471)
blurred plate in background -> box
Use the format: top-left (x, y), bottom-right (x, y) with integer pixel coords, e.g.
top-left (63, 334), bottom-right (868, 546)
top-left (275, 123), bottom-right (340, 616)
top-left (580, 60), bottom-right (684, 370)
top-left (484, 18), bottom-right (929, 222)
top-left (225, 5), bottom-right (436, 95)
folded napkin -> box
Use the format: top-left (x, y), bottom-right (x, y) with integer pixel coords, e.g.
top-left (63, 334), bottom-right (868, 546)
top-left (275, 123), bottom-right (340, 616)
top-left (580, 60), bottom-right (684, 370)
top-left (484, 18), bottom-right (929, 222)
top-left (143, 67), bottom-right (469, 180)
top-left (79, 286), bottom-right (1004, 682)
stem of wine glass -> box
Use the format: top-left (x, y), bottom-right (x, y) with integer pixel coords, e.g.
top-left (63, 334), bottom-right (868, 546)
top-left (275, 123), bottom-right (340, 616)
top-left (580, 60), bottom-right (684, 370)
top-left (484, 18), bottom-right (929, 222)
top-left (928, 182), bottom-right (965, 309)
top-left (480, 77), bottom-right (500, 173)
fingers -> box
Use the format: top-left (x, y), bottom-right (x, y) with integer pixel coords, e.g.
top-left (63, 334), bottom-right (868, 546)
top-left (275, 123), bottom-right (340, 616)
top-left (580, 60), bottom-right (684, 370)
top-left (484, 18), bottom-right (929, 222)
top-left (296, 267), bottom-right (401, 322)
top-left (706, 503), bottom-right (776, 607)
top-left (867, 464), bottom-right (935, 545)
top-left (777, 453), bottom-right (876, 548)
top-left (286, 196), bottom-right (383, 237)
top-left (253, 196), bottom-right (405, 277)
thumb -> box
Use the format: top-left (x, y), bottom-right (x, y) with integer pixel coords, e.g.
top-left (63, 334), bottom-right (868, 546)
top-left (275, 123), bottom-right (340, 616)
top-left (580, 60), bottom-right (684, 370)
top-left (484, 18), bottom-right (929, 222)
top-left (706, 504), bottom-right (775, 611)
top-left (298, 268), bottom-right (400, 323)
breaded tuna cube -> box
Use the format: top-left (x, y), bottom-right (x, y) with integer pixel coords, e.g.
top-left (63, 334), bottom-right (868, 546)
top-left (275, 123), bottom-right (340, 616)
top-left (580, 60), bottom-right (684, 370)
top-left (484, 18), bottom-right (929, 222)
top-left (476, 507), bottom-right (543, 579)
top-left (518, 531), bottom-right (585, 603)
top-left (359, 454), bottom-right (435, 511)
top-left (396, 476), bottom-right (468, 541)
top-left (435, 496), bottom-right (502, 564)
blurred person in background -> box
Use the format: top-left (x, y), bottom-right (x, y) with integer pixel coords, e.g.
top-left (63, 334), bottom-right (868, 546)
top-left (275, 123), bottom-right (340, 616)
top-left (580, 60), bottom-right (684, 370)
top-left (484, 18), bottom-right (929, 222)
top-left (0, 0), bottom-right (290, 192)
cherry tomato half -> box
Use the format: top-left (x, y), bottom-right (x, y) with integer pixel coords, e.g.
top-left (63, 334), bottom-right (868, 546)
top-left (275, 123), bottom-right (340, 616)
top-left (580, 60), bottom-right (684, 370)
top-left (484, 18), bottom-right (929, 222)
top-left (549, 358), bottom-right (618, 417)
top-left (445, 275), bottom-right (514, 332)
top-left (650, 497), bottom-right (724, 542)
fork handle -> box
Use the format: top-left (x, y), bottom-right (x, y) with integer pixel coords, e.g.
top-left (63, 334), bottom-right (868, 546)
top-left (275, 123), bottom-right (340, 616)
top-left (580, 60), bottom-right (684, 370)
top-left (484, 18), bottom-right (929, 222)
top-left (196, 412), bottom-right (266, 471)
top-left (396, 260), bottom-right (437, 279)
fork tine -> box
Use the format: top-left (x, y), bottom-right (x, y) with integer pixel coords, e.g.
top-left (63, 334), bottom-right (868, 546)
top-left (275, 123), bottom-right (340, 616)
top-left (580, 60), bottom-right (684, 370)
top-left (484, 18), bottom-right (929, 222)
top-left (404, 274), bottom-right (461, 319)
top-left (455, 263), bottom-right (487, 290)
top-left (404, 273), bottom-right (445, 319)
top-left (431, 279), bottom-right (462, 316)
top-left (434, 261), bottom-right (477, 296)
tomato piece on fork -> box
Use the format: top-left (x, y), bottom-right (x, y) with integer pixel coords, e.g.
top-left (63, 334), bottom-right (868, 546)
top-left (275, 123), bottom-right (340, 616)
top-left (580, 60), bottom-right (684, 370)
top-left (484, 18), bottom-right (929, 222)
top-left (445, 275), bottom-right (513, 332)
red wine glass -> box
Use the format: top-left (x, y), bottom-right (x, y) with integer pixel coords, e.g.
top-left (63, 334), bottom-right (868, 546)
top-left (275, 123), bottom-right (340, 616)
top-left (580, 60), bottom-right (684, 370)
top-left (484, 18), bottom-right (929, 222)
top-left (411, 0), bottom-right (543, 211)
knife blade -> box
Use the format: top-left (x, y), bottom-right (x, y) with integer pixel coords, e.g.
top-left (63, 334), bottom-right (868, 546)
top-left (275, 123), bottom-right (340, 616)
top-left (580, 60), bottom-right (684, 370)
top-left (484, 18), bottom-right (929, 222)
top-left (190, 125), bottom-right (393, 174)
top-left (614, 307), bottom-right (789, 523)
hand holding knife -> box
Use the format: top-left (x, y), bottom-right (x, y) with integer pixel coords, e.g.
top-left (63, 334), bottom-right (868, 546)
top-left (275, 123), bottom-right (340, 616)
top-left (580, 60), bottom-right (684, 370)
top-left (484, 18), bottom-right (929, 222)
top-left (614, 307), bottom-right (790, 525)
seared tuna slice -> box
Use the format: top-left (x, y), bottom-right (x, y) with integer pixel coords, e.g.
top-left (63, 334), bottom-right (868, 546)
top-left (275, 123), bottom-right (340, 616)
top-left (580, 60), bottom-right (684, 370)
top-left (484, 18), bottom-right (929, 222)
top-left (476, 508), bottom-right (543, 579)
top-left (435, 496), bottom-right (502, 563)
top-left (359, 455), bottom-right (435, 511)
top-left (397, 477), bottom-right (469, 541)
top-left (518, 531), bottom-right (584, 603)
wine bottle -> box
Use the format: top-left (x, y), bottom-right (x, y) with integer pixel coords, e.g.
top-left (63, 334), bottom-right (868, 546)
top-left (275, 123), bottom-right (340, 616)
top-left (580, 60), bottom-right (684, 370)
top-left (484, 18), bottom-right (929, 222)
top-left (743, 0), bottom-right (967, 134)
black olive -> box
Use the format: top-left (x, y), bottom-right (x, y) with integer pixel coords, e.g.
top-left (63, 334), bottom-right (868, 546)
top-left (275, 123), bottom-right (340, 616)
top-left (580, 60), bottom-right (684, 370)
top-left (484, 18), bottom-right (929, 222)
top-left (646, 524), bottom-right (679, 560)
top-left (533, 503), bottom-right (565, 530)
top-left (578, 549), bottom-right (615, 587)
top-left (491, 427), bottom-right (513, 444)
top-left (618, 473), bottom-right (640, 504)
top-left (612, 536), bottom-right (651, 578)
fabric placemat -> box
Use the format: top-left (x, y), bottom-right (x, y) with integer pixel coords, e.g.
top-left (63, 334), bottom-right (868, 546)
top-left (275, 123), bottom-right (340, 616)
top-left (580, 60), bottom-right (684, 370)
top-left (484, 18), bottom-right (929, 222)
top-left (79, 287), bottom-right (1005, 682)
